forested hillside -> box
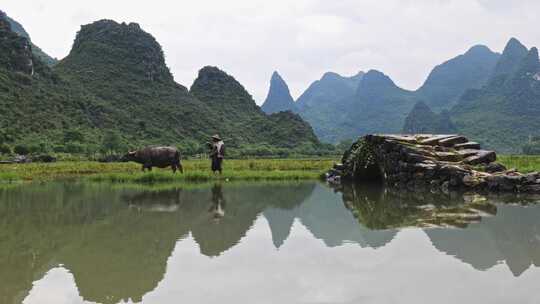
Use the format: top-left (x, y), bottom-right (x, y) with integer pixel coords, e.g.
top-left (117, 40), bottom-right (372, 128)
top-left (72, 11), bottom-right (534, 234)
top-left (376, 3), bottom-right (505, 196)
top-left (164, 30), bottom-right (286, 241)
top-left (261, 45), bottom-right (499, 143)
top-left (400, 38), bottom-right (540, 153)
top-left (0, 16), bottom-right (324, 156)
top-left (402, 102), bottom-right (456, 134)
top-left (450, 39), bottom-right (540, 153)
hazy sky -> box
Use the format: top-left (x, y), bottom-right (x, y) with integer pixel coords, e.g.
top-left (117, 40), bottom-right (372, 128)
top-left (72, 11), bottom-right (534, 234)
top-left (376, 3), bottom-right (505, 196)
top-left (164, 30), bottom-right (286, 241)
top-left (3, 0), bottom-right (540, 104)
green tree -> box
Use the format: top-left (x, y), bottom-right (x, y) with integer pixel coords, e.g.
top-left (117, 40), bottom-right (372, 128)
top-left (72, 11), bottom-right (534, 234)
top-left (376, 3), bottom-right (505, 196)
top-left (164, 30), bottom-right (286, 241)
top-left (65, 142), bottom-right (85, 154)
top-left (101, 131), bottom-right (124, 154)
top-left (63, 129), bottom-right (85, 143)
top-left (14, 145), bottom-right (29, 155)
top-left (0, 144), bottom-right (11, 154)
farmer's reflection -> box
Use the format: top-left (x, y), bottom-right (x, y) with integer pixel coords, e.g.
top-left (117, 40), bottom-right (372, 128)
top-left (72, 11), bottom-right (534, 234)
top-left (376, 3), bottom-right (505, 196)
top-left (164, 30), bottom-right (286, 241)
top-left (209, 183), bottom-right (226, 222)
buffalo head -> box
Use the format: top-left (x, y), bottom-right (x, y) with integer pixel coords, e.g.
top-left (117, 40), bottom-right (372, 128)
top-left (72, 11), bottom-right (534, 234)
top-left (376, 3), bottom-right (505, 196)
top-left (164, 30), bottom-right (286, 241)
top-left (121, 151), bottom-right (137, 162)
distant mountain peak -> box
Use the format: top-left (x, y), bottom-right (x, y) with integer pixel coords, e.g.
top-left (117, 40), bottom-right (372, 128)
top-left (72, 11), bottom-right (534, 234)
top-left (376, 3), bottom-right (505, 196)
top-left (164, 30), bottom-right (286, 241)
top-left (515, 47), bottom-right (540, 77)
top-left (63, 19), bottom-right (173, 82)
top-left (403, 101), bottom-right (456, 134)
top-left (465, 44), bottom-right (496, 55)
top-left (261, 71), bottom-right (296, 114)
top-left (528, 47), bottom-right (539, 61)
top-left (191, 66), bottom-right (251, 99)
top-left (417, 44), bottom-right (500, 111)
top-left (350, 71), bottom-right (365, 80)
top-left (320, 72), bottom-right (342, 81)
top-left (190, 66), bottom-right (261, 115)
top-left (320, 71), bottom-right (365, 83)
top-left (492, 37), bottom-right (529, 77)
top-left (506, 37), bottom-right (527, 51)
top-left (195, 65), bottom-right (230, 82)
top-left (295, 70), bottom-right (365, 122)
top-left (363, 69), bottom-right (393, 81)
top-left (271, 70), bottom-right (287, 87)
top-left (358, 70), bottom-right (397, 91)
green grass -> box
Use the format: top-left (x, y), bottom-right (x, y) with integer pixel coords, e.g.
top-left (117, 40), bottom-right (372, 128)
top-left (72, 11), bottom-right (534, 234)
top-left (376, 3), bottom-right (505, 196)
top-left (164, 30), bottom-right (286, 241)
top-left (0, 158), bottom-right (336, 183)
top-left (4, 155), bottom-right (537, 185)
top-left (0, 172), bottom-right (19, 183)
top-left (498, 155), bottom-right (540, 173)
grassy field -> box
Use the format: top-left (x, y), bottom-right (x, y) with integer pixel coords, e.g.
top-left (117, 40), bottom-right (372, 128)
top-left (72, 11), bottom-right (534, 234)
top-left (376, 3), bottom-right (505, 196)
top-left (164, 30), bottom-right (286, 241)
top-left (1, 155), bottom-right (539, 184)
top-left (497, 155), bottom-right (540, 173)
top-left (0, 159), bottom-right (336, 183)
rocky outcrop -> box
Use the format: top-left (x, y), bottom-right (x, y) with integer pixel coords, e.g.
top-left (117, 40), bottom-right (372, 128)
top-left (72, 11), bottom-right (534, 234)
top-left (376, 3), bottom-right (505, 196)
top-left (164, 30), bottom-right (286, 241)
top-left (0, 12), bottom-right (34, 75)
top-left (327, 134), bottom-right (540, 194)
top-left (1, 10), bottom-right (57, 66)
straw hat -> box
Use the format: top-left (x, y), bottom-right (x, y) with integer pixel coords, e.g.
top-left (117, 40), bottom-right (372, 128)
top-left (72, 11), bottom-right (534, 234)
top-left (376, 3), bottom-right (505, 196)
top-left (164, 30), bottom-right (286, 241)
top-left (211, 134), bottom-right (222, 141)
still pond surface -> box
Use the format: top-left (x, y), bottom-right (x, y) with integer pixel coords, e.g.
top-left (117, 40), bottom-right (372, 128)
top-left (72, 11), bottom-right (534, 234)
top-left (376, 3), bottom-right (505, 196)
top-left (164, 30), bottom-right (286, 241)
top-left (1, 181), bottom-right (540, 304)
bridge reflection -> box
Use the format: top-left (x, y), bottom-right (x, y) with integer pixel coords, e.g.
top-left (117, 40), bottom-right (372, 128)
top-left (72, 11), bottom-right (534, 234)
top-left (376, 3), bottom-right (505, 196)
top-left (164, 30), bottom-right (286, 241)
top-left (0, 181), bottom-right (539, 303)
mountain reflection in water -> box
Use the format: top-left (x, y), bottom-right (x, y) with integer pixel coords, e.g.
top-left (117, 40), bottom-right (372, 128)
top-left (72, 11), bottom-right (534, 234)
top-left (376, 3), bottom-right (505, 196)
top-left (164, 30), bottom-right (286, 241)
top-left (0, 181), bottom-right (539, 303)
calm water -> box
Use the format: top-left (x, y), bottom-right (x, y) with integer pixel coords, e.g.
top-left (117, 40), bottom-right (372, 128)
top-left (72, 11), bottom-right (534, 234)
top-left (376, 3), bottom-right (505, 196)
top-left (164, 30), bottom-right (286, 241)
top-left (1, 181), bottom-right (540, 304)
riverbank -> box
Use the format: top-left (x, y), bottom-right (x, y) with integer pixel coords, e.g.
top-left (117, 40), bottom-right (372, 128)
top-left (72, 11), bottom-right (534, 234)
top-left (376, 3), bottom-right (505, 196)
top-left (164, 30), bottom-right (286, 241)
top-left (0, 156), bottom-right (538, 184)
top-left (0, 159), bottom-right (335, 183)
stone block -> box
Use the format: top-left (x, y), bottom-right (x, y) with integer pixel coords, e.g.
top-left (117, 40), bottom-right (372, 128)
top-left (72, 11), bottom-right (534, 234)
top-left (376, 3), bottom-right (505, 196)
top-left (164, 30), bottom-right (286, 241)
top-left (420, 135), bottom-right (459, 146)
top-left (463, 150), bottom-right (496, 165)
top-left (454, 142), bottom-right (481, 150)
top-left (439, 136), bottom-right (469, 147)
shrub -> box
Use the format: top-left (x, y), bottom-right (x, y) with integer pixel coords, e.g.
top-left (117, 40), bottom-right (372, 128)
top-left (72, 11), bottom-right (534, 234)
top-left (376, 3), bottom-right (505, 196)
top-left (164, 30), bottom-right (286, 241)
top-left (14, 145), bottom-right (30, 155)
top-left (64, 129), bottom-right (85, 143)
top-left (28, 143), bottom-right (50, 154)
top-left (0, 144), bottom-right (11, 155)
top-left (53, 145), bottom-right (66, 153)
top-left (101, 131), bottom-right (125, 154)
top-left (65, 142), bottom-right (85, 154)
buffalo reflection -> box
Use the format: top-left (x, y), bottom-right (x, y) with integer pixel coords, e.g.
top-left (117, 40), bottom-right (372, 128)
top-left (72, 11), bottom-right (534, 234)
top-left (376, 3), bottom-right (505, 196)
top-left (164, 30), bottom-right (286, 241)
top-left (4, 181), bottom-right (540, 304)
top-left (123, 188), bottom-right (182, 212)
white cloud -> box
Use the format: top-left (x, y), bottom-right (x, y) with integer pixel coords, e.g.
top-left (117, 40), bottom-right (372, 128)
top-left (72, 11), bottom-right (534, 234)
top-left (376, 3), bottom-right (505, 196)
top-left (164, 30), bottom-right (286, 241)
top-left (3, 0), bottom-right (540, 103)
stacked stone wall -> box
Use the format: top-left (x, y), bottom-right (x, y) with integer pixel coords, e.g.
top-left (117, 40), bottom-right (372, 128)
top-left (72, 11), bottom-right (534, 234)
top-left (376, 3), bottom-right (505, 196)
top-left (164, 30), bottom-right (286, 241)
top-left (327, 134), bottom-right (540, 194)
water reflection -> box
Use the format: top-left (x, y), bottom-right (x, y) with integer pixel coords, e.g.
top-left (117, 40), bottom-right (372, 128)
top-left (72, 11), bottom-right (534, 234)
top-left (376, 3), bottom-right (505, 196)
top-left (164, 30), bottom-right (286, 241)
top-left (0, 181), bottom-right (539, 303)
top-left (209, 183), bottom-right (225, 221)
top-left (337, 182), bottom-right (540, 276)
top-left (426, 204), bottom-right (540, 276)
top-left (338, 182), bottom-right (498, 229)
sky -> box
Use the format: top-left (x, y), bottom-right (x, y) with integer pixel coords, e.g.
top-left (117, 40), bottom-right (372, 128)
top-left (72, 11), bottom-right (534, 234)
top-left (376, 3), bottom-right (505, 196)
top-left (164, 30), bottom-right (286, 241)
top-left (3, 0), bottom-right (540, 104)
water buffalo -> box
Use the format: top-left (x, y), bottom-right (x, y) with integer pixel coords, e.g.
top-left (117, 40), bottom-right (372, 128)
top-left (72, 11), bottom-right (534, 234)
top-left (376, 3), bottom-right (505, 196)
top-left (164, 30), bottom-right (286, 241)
top-left (123, 146), bottom-right (183, 173)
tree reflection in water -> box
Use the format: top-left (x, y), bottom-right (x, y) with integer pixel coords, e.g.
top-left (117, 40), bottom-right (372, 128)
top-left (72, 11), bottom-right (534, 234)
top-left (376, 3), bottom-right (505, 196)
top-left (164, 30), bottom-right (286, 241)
top-left (1, 181), bottom-right (540, 304)
top-left (335, 181), bottom-right (540, 276)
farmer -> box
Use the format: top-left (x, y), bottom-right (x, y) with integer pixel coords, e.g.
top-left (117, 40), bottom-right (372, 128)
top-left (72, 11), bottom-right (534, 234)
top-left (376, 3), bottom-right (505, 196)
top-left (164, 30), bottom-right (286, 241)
top-left (209, 134), bottom-right (225, 174)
